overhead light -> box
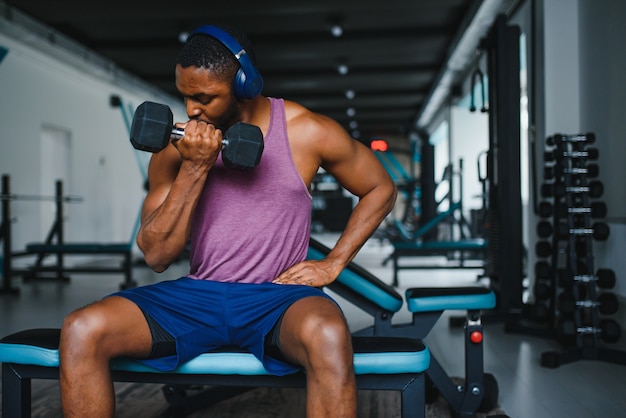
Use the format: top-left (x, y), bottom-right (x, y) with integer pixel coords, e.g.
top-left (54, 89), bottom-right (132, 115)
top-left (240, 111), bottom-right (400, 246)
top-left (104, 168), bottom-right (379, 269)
top-left (349, 120), bottom-right (358, 129)
top-left (345, 89), bottom-right (355, 99)
top-left (351, 130), bottom-right (361, 139)
top-left (178, 31), bottom-right (190, 43)
top-left (346, 107), bottom-right (356, 117)
top-left (330, 24), bottom-right (343, 38)
top-left (337, 64), bottom-right (349, 75)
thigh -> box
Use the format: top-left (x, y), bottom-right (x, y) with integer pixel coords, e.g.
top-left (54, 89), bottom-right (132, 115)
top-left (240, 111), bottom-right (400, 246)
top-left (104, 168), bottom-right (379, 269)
top-left (64, 295), bottom-right (153, 359)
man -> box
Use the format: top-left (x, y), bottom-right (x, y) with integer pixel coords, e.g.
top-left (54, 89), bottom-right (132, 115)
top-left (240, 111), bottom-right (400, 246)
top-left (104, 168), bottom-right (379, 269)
top-left (59, 25), bottom-right (396, 417)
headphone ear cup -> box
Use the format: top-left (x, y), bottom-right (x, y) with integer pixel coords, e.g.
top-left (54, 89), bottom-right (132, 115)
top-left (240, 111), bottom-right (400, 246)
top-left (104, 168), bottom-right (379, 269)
top-left (232, 68), bottom-right (247, 100)
top-left (233, 67), bottom-right (263, 100)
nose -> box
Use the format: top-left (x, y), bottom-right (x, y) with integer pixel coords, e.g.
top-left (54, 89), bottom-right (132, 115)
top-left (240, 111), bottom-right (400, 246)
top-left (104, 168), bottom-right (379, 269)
top-left (185, 100), bottom-right (202, 119)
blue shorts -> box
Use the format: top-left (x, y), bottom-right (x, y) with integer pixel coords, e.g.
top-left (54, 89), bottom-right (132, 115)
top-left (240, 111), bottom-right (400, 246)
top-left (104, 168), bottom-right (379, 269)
top-left (109, 277), bottom-right (337, 375)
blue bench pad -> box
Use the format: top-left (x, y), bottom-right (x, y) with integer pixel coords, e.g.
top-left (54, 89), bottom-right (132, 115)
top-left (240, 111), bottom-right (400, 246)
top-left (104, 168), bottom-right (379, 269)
top-left (0, 329), bottom-right (429, 376)
top-left (26, 243), bottom-right (131, 253)
top-left (405, 287), bottom-right (496, 312)
top-left (392, 239), bottom-right (487, 252)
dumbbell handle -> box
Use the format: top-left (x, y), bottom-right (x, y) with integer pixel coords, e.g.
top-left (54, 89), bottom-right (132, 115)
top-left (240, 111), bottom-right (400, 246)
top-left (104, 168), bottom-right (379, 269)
top-left (170, 127), bottom-right (233, 147)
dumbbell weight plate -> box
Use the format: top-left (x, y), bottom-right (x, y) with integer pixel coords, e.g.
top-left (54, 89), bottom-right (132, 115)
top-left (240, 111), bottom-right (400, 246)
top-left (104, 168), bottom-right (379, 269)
top-left (600, 319), bottom-right (621, 344)
top-left (221, 122), bottom-right (264, 169)
top-left (596, 269), bottom-right (616, 289)
top-left (597, 293), bottom-right (619, 315)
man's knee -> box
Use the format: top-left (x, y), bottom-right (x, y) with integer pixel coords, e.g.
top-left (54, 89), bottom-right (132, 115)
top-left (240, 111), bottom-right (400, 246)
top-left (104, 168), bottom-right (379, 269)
top-left (298, 310), bottom-right (353, 367)
top-left (60, 296), bottom-right (148, 359)
top-left (60, 303), bottom-right (110, 356)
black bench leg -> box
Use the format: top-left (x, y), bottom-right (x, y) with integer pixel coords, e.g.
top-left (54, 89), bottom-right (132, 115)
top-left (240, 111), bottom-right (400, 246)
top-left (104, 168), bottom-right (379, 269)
top-left (120, 252), bottom-right (137, 290)
top-left (401, 375), bottom-right (425, 418)
top-left (2, 363), bottom-right (32, 418)
top-left (392, 253), bottom-right (399, 287)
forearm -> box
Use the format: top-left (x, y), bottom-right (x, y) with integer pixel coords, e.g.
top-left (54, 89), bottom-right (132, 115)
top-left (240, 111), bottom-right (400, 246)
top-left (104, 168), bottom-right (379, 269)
top-left (137, 162), bottom-right (210, 271)
top-left (324, 183), bottom-right (397, 277)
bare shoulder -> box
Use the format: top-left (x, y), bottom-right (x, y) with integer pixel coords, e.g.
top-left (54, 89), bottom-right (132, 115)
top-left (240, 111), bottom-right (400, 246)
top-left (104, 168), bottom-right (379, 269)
top-left (281, 99), bottom-right (390, 198)
top-left (283, 99), bottom-right (357, 165)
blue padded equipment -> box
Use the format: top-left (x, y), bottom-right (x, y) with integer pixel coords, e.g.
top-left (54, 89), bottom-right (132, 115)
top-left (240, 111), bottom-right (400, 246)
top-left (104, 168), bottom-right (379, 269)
top-left (406, 286), bottom-right (496, 313)
top-left (308, 237), bottom-right (502, 417)
top-left (1, 329), bottom-right (429, 418)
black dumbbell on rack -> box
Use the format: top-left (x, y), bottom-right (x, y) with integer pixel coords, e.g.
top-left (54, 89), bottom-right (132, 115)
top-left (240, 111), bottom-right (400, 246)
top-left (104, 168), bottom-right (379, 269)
top-left (558, 292), bottom-right (619, 315)
top-left (545, 147), bottom-right (599, 162)
top-left (556, 318), bottom-right (621, 344)
top-left (537, 221), bottom-right (554, 238)
top-left (541, 181), bottom-right (604, 198)
top-left (546, 132), bottom-right (595, 146)
top-left (558, 268), bottom-right (616, 289)
top-left (556, 222), bottom-right (610, 241)
top-left (533, 280), bottom-right (552, 300)
top-left (535, 261), bottom-right (553, 279)
top-left (538, 201), bottom-right (607, 218)
top-left (544, 163), bottom-right (599, 180)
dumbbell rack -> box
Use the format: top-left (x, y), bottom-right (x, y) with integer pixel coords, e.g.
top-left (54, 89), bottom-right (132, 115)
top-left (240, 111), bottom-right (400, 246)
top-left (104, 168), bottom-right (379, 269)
top-left (536, 133), bottom-right (626, 368)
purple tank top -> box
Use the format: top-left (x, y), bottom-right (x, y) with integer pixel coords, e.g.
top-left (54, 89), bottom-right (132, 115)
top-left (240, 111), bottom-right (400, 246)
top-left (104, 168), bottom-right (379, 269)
top-left (187, 98), bottom-right (312, 283)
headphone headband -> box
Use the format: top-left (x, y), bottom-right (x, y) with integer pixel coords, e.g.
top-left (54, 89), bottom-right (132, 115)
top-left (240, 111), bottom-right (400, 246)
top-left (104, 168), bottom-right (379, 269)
top-left (189, 25), bottom-right (263, 100)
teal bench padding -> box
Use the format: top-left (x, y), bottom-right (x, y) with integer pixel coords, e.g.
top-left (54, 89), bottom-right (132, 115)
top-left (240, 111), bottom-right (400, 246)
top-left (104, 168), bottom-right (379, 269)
top-left (0, 329), bottom-right (430, 376)
top-left (392, 238), bottom-right (487, 252)
top-left (26, 243), bottom-right (131, 253)
top-left (405, 287), bottom-right (496, 312)
top-left (307, 241), bottom-right (403, 313)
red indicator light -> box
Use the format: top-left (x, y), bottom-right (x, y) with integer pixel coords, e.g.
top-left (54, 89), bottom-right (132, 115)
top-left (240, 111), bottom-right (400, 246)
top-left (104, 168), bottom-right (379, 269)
top-left (470, 331), bottom-right (483, 344)
top-left (370, 139), bottom-right (388, 152)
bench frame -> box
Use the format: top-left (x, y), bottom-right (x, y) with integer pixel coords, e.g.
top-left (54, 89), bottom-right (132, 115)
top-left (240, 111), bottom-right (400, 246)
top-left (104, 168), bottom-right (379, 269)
top-left (1, 332), bottom-right (429, 418)
top-left (309, 239), bottom-right (500, 417)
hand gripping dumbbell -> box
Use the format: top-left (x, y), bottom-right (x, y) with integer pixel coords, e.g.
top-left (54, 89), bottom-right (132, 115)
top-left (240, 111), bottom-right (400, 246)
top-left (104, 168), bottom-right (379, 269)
top-left (130, 101), bottom-right (264, 170)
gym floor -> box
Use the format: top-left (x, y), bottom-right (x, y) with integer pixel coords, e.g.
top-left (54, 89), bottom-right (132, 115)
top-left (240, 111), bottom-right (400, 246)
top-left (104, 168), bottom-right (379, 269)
top-left (2, 232), bottom-right (625, 418)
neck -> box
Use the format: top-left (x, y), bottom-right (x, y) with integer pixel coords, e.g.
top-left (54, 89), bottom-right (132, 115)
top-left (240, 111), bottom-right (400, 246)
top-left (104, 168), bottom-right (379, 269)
top-left (239, 96), bottom-right (271, 133)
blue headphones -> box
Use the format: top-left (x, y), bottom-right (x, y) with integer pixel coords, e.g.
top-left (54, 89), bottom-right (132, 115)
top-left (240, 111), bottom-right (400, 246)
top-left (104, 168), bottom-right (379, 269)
top-left (190, 25), bottom-right (264, 100)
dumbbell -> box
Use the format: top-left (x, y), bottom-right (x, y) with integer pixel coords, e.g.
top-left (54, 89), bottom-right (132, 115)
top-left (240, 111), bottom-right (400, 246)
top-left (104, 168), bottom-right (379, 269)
top-left (535, 261), bottom-right (553, 279)
top-left (544, 147), bottom-right (599, 161)
top-left (558, 292), bottom-right (619, 315)
top-left (541, 181), bottom-right (604, 198)
top-left (537, 201), bottom-right (607, 218)
top-left (544, 163), bottom-right (599, 179)
top-left (564, 202), bottom-right (607, 218)
top-left (130, 101), bottom-right (264, 170)
top-left (535, 241), bottom-right (554, 258)
top-left (556, 318), bottom-right (621, 344)
top-left (537, 221), bottom-right (554, 238)
top-left (546, 132), bottom-right (595, 146)
top-left (556, 221), bottom-right (610, 241)
top-left (533, 280), bottom-right (552, 300)
top-left (558, 268), bottom-right (616, 289)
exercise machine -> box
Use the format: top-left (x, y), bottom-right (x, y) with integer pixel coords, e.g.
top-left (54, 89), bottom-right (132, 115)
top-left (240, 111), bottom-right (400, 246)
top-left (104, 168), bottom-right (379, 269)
top-left (1, 175), bottom-right (137, 292)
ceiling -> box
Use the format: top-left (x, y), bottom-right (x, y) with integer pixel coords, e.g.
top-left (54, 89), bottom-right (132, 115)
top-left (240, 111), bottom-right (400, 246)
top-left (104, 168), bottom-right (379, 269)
top-left (3, 0), bottom-right (512, 143)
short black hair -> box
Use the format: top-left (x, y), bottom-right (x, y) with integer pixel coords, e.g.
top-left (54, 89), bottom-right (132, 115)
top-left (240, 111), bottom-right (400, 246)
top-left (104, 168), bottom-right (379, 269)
top-left (176, 25), bottom-right (257, 85)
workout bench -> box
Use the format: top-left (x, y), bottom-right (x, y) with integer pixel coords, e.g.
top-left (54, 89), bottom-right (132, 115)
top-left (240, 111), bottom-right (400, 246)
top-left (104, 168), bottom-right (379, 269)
top-left (381, 201), bottom-right (486, 286)
top-left (0, 329), bottom-right (429, 418)
top-left (1, 175), bottom-right (138, 291)
top-left (308, 238), bottom-right (503, 417)
top-left (387, 238), bottom-right (486, 286)
top-left (0, 238), bottom-right (501, 417)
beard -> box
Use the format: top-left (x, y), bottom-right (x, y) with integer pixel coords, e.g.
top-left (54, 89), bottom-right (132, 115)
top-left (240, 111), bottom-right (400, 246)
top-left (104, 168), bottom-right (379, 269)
top-left (213, 93), bottom-right (241, 131)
